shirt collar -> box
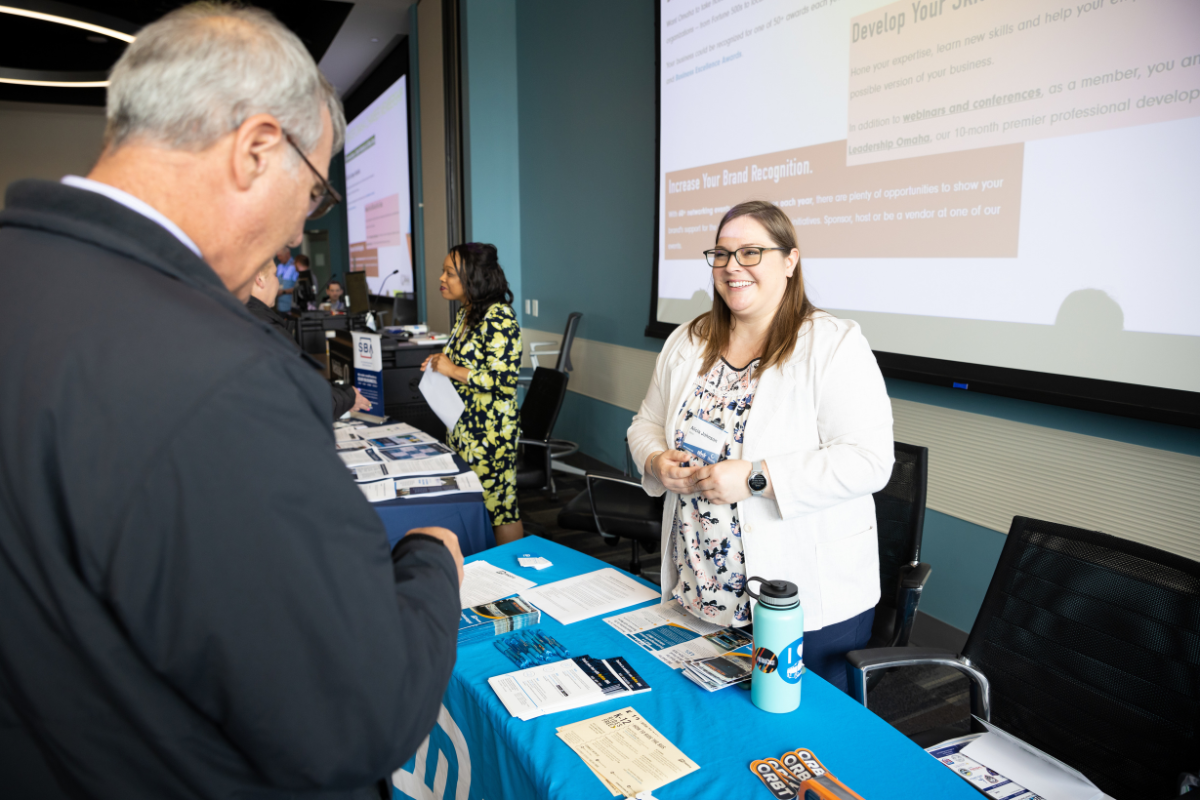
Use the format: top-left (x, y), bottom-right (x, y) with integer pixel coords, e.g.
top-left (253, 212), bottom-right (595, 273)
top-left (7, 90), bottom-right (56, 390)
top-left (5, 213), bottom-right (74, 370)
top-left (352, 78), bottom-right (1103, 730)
top-left (60, 175), bottom-right (202, 258)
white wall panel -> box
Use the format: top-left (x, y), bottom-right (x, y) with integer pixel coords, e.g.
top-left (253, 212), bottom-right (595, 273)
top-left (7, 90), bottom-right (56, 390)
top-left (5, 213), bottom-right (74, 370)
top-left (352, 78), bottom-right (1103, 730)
top-left (892, 399), bottom-right (1200, 561)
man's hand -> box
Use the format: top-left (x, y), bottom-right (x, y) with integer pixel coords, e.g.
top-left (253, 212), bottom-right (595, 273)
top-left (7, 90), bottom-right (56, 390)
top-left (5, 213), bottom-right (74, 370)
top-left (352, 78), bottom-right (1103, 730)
top-left (646, 450), bottom-right (700, 495)
top-left (405, 527), bottom-right (464, 585)
top-left (351, 387), bottom-right (372, 412)
top-left (691, 459), bottom-right (754, 505)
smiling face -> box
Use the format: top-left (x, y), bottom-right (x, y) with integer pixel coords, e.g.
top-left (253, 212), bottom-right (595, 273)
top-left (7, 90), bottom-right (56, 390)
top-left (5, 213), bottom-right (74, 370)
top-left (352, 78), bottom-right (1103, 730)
top-left (712, 215), bottom-right (799, 324)
top-left (438, 253), bottom-right (467, 303)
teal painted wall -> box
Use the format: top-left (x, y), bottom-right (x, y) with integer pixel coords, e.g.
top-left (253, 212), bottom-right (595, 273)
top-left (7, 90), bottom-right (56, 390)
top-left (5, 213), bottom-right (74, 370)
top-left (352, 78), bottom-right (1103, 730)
top-left (462, 0), bottom-right (523, 320)
top-left (556, 393), bottom-right (638, 474)
top-left (885, 378), bottom-right (1200, 457)
top-left (918, 510), bottom-right (1008, 632)
top-left (458, 0), bottom-right (1200, 638)
top-left (408, 15), bottom-right (427, 322)
top-left (514, 0), bottom-right (661, 354)
top-left (305, 150), bottom-right (349, 287)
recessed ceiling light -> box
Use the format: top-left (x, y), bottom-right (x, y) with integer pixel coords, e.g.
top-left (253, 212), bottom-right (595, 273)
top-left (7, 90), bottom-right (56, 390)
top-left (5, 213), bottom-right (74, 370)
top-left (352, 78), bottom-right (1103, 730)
top-left (0, 5), bottom-right (136, 43)
top-left (0, 3), bottom-right (136, 87)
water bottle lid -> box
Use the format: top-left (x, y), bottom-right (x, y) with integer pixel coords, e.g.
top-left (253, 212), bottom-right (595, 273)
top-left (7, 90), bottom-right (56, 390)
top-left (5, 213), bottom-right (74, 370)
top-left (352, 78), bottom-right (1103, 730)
top-left (745, 576), bottom-right (799, 608)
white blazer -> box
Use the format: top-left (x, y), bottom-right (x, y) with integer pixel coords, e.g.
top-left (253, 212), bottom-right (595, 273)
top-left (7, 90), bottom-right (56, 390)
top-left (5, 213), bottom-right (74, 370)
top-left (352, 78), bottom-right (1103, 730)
top-left (627, 312), bottom-right (895, 631)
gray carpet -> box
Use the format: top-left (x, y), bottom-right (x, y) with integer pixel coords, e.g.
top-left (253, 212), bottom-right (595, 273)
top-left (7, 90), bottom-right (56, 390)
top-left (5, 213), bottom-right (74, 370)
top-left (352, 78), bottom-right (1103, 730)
top-left (517, 453), bottom-right (972, 743)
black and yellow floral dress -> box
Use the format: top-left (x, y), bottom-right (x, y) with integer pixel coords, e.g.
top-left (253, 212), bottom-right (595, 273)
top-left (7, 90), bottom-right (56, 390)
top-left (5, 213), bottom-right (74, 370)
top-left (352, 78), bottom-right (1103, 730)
top-left (444, 302), bottom-right (522, 526)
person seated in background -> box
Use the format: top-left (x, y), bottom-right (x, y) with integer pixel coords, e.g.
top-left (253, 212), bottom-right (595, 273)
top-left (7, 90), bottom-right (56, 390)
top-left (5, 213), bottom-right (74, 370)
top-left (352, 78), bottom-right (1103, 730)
top-left (325, 278), bottom-right (346, 312)
top-left (247, 259), bottom-right (370, 419)
top-left (274, 245), bottom-right (298, 313)
top-left (293, 253), bottom-right (316, 310)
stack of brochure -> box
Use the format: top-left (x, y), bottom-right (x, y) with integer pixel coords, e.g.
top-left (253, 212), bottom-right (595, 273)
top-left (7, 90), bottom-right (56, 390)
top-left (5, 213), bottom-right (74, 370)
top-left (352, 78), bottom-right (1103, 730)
top-left (458, 597), bottom-right (540, 646)
top-left (681, 650), bottom-right (755, 691)
top-left (489, 656), bottom-right (651, 721)
top-left (604, 602), bottom-right (754, 669)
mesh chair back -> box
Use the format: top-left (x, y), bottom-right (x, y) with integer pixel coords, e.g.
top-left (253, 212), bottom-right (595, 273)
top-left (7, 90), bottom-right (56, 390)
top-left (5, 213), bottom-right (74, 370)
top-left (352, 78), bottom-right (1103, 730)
top-left (520, 367), bottom-right (568, 443)
top-left (557, 312), bottom-right (582, 372)
top-left (872, 443), bottom-right (928, 619)
top-left (963, 516), bottom-right (1200, 800)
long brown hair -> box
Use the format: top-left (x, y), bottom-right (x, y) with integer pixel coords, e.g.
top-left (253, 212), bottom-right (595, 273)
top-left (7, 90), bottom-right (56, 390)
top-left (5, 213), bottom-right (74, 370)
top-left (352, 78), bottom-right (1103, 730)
top-left (687, 200), bottom-right (819, 374)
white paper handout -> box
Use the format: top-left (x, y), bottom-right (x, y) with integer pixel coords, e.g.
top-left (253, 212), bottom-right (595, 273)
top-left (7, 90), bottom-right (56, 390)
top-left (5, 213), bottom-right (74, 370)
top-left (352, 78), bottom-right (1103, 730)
top-left (418, 367), bottom-right (465, 430)
top-left (337, 440), bottom-right (453, 466)
top-left (521, 569), bottom-right (658, 625)
top-left (459, 560), bottom-right (538, 609)
top-left (961, 718), bottom-right (1110, 800)
top-left (556, 707), bottom-right (700, 798)
top-left (488, 659), bottom-right (607, 721)
top-left (341, 451), bottom-right (458, 476)
top-left (358, 471), bottom-right (482, 503)
top-left (335, 421), bottom-right (423, 443)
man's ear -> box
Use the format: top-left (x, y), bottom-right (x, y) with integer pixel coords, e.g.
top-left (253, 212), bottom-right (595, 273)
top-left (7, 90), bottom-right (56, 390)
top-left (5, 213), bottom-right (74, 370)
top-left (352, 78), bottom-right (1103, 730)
top-left (231, 113), bottom-right (286, 192)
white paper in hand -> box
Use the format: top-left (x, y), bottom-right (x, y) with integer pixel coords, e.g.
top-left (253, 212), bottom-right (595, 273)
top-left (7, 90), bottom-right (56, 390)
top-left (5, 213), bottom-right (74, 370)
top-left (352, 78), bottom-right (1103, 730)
top-left (419, 367), bottom-right (465, 430)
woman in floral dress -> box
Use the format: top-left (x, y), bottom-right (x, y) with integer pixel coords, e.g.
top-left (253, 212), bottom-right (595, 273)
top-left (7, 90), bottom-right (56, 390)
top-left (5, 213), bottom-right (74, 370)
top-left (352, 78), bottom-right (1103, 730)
top-left (422, 243), bottom-right (523, 544)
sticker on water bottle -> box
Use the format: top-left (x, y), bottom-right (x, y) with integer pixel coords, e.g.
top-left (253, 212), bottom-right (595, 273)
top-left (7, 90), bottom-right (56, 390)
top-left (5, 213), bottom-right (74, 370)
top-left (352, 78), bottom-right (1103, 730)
top-left (778, 635), bottom-right (804, 685)
top-left (753, 646), bottom-right (779, 674)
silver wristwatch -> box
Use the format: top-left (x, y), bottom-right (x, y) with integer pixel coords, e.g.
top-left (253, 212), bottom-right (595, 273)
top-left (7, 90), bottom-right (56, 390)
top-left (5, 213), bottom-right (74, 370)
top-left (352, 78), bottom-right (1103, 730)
top-left (747, 461), bottom-right (767, 496)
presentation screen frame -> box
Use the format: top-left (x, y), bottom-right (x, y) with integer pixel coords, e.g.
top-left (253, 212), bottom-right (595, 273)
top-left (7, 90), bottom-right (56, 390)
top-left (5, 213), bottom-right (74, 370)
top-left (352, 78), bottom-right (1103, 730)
top-left (644, 1), bottom-right (1199, 429)
top-left (342, 38), bottom-right (418, 317)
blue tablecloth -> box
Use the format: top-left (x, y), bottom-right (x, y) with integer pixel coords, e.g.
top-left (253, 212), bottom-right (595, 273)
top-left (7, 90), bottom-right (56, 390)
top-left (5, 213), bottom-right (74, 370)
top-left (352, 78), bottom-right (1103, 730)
top-left (373, 454), bottom-right (495, 557)
top-left (389, 537), bottom-right (976, 800)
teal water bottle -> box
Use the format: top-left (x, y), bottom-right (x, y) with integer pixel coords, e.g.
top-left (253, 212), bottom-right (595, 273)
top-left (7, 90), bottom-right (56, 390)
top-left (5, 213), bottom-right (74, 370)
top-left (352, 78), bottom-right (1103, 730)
top-left (746, 576), bottom-right (804, 714)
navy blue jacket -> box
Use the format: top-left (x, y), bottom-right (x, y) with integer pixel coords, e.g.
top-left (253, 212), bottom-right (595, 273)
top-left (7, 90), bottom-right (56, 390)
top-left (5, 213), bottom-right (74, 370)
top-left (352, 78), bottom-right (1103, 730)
top-left (0, 181), bottom-right (459, 799)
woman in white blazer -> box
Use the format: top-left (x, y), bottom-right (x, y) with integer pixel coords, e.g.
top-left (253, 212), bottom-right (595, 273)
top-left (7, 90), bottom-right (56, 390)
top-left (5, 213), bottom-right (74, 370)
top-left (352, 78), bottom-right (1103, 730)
top-left (627, 200), bottom-right (894, 692)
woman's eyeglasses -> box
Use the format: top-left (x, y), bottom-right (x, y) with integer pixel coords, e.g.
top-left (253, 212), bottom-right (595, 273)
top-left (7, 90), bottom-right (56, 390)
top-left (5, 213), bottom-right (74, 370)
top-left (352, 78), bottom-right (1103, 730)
top-left (702, 246), bottom-right (787, 268)
top-left (284, 132), bottom-right (343, 220)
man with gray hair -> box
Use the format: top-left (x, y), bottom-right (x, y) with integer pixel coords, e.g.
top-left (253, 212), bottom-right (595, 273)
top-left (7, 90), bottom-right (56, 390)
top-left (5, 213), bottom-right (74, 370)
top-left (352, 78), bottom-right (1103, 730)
top-left (0, 4), bottom-right (463, 798)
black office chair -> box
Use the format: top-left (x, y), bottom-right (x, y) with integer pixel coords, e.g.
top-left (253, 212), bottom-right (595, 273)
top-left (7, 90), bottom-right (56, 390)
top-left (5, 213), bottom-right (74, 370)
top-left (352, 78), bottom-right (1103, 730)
top-left (557, 441), bottom-right (665, 580)
top-left (847, 516), bottom-right (1200, 800)
top-left (869, 442), bottom-right (931, 650)
top-left (515, 367), bottom-right (569, 500)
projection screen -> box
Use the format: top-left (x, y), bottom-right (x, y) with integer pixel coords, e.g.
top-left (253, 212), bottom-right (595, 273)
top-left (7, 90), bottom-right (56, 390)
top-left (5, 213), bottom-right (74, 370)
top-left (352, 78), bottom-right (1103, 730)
top-left (651, 0), bottom-right (1200, 423)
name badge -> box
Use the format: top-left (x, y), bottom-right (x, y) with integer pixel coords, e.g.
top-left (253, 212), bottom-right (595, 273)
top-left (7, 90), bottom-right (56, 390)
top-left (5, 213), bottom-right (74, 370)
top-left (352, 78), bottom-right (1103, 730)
top-left (681, 416), bottom-right (727, 465)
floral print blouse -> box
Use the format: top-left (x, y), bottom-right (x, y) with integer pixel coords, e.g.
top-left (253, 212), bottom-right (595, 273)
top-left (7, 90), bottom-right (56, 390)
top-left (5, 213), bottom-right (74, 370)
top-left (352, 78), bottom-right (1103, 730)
top-left (669, 357), bottom-right (761, 627)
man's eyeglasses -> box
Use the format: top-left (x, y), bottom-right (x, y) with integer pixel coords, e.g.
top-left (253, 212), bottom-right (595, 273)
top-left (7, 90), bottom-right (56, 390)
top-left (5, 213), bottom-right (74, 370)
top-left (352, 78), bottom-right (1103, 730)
top-left (284, 133), bottom-right (342, 220)
top-left (702, 246), bottom-right (788, 268)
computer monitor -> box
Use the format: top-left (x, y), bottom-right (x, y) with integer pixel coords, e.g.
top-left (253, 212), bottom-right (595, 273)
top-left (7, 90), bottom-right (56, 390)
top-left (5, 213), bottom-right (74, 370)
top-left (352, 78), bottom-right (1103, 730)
top-left (345, 271), bottom-right (369, 313)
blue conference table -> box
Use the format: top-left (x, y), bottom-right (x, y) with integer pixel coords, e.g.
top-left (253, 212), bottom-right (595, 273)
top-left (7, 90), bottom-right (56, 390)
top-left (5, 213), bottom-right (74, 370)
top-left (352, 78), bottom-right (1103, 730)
top-left (389, 536), bottom-right (976, 800)
top-left (373, 453), bottom-right (495, 557)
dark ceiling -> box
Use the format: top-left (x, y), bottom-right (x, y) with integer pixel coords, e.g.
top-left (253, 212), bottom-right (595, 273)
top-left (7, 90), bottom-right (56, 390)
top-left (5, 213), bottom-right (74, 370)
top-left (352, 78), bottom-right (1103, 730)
top-left (0, 1), bottom-right (353, 106)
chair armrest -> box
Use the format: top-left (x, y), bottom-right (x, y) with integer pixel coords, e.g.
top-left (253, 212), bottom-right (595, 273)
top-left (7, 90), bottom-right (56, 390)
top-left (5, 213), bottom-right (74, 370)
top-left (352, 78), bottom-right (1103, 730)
top-left (899, 561), bottom-right (932, 590)
top-left (585, 474), bottom-right (645, 491)
top-left (528, 342), bottom-right (560, 367)
top-left (584, 473), bottom-right (646, 542)
top-left (846, 647), bottom-right (991, 721)
top-left (890, 562), bottom-right (933, 647)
